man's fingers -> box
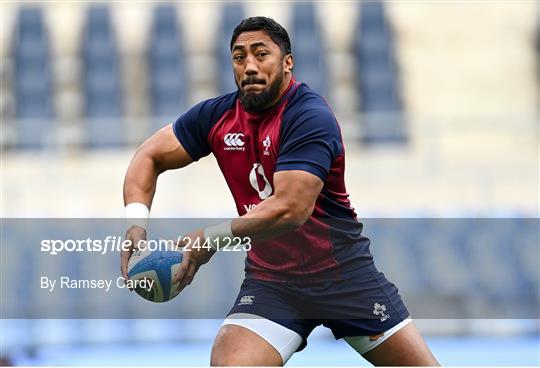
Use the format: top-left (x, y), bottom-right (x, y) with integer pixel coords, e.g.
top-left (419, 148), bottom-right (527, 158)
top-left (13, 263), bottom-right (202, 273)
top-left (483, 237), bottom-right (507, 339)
top-left (175, 250), bottom-right (199, 291)
top-left (121, 264), bottom-right (128, 280)
top-left (121, 243), bottom-right (136, 289)
top-left (120, 255), bottom-right (129, 279)
top-left (174, 252), bottom-right (190, 284)
top-left (173, 239), bottom-right (184, 252)
top-left (179, 263), bottom-right (198, 291)
top-left (120, 254), bottom-right (134, 290)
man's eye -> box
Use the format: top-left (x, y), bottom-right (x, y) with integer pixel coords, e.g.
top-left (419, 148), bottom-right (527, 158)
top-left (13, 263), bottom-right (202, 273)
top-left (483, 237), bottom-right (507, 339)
top-left (257, 52), bottom-right (268, 57)
top-left (233, 55), bottom-right (245, 61)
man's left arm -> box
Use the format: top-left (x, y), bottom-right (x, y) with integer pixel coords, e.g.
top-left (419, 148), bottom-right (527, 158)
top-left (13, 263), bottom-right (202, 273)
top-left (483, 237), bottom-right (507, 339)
top-left (232, 170), bottom-right (323, 238)
top-left (174, 169), bottom-right (323, 290)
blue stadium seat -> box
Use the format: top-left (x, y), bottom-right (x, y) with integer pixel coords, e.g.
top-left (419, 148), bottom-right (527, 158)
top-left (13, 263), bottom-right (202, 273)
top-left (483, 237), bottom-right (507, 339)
top-left (217, 2), bottom-right (245, 94)
top-left (148, 5), bottom-right (186, 121)
top-left (291, 2), bottom-right (327, 96)
top-left (359, 0), bottom-right (386, 28)
top-left (355, 2), bottom-right (406, 144)
top-left (82, 6), bottom-right (121, 118)
top-left (81, 6), bottom-right (123, 146)
top-left (12, 7), bottom-right (54, 148)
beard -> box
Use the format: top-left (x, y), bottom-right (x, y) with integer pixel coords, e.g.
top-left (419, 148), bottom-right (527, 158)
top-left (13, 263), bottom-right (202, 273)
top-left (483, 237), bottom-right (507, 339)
top-left (238, 68), bottom-right (284, 114)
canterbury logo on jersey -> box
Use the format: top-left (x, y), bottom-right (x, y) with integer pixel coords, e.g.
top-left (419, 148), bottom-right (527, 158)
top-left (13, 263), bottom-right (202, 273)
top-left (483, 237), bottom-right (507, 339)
top-left (224, 133), bottom-right (245, 151)
top-left (238, 295), bottom-right (254, 306)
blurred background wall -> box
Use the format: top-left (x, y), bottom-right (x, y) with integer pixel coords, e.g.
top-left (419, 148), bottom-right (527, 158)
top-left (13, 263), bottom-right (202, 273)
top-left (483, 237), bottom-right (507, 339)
top-left (1, 1), bottom-right (539, 366)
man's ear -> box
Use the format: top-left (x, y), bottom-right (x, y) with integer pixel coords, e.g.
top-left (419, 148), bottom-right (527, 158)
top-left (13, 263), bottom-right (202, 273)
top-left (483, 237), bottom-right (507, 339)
top-left (283, 54), bottom-right (294, 73)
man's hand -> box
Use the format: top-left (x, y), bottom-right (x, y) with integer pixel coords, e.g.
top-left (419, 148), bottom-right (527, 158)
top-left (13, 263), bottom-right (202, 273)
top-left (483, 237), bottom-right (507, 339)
top-left (174, 229), bottom-right (216, 292)
top-left (121, 226), bottom-right (147, 283)
top-left (122, 124), bottom-right (193, 282)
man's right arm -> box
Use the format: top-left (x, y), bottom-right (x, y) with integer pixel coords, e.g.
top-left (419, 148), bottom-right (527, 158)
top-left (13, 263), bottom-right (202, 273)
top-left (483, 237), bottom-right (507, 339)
top-left (123, 123), bottom-right (193, 207)
top-left (121, 123), bottom-right (193, 280)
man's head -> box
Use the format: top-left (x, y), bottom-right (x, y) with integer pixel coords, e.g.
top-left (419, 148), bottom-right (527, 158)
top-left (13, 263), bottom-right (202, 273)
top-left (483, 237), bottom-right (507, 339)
top-left (230, 17), bottom-right (294, 113)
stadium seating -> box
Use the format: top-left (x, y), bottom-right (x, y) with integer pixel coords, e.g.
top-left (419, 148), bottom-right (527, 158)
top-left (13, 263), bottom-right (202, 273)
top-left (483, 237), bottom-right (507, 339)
top-left (148, 5), bottom-right (187, 120)
top-left (12, 7), bottom-right (54, 148)
top-left (4, 2), bottom-right (537, 151)
top-left (367, 218), bottom-right (539, 318)
top-left (216, 2), bottom-right (245, 94)
top-left (2, 4), bottom-right (538, 356)
top-left (81, 6), bottom-right (124, 146)
top-left (354, 2), bottom-right (406, 144)
top-left (82, 6), bottom-right (122, 118)
top-left (291, 2), bottom-right (327, 97)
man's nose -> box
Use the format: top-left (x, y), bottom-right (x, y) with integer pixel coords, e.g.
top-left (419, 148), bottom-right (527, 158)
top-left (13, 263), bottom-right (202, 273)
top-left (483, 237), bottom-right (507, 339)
top-left (245, 55), bottom-right (258, 75)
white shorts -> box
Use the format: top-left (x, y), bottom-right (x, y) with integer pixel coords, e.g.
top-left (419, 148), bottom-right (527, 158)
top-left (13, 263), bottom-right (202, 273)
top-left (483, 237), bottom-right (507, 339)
top-left (222, 313), bottom-right (413, 364)
top-left (343, 317), bottom-right (413, 354)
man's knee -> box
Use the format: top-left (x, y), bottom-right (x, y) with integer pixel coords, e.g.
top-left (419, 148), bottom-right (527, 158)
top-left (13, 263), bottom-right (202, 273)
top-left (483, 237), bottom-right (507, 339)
top-left (210, 329), bottom-right (241, 367)
top-left (211, 350), bottom-right (251, 366)
top-left (211, 324), bottom-right (282, 366)
top-left (210, 346), bottom-right (238, 367)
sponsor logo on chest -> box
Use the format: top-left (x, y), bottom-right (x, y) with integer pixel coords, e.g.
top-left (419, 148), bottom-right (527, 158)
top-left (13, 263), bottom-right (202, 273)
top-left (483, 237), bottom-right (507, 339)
top-left (223, 132), bottom-right (274, 157)
top-left (243, 204), bottom-right (257, 212)
top-left (223, 133), bottom-right (245, 151)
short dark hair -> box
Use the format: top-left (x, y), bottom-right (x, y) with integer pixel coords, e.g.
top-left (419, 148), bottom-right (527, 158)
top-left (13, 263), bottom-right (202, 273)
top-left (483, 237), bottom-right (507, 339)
top-left (230, 16), bottom-right (292, 56)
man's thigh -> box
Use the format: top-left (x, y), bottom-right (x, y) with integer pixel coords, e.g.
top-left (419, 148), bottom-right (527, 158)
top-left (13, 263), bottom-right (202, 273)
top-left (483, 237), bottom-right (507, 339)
top-left (217, 278), bottom-right (318, 365)
top-left (318, 268), bottom-right (438, 365)
top-left (210, 316), bottom-right (303, 366)
top-left (347, 320), bottom-right (439, 366)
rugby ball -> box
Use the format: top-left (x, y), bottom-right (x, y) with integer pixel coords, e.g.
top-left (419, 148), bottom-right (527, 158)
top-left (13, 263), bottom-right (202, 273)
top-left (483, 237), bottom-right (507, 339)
top-left (127, 247), bottom-right (183, 303)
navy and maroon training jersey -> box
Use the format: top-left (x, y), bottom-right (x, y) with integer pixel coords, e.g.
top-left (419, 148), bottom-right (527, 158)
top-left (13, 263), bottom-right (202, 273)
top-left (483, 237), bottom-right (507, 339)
top-left (173, 79), bottom-right (374, 282)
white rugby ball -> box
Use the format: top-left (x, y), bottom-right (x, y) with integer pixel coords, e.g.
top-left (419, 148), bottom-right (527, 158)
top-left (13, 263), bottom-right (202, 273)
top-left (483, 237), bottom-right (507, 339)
top-left (127, 247), bottom-right (183, 303)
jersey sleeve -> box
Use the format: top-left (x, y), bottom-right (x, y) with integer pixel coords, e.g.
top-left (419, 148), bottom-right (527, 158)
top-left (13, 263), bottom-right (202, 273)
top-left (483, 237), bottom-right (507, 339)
top-left (172, 94), bottom-right (235, 161)
top-left (276, 105), bottom-right (343, 182)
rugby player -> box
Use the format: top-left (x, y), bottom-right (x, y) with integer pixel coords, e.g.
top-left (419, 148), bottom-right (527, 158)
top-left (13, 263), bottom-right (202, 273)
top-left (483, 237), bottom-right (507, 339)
top-left (122, 16), bottom-right (439, 366)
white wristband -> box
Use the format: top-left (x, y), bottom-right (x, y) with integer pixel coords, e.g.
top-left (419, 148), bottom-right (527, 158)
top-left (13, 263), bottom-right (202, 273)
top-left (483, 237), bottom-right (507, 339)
top-left (125, 203), bottom-right (150, 231)
top-left (203, 220), bottom-right (234, 251)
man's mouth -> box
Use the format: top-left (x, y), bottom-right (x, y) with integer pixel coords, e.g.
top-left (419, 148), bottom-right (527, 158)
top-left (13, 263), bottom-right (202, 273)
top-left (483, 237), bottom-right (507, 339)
top-left (244, 84), bottom-right (265, 92)
top-left (242, 78), bottom-right (266, 88)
